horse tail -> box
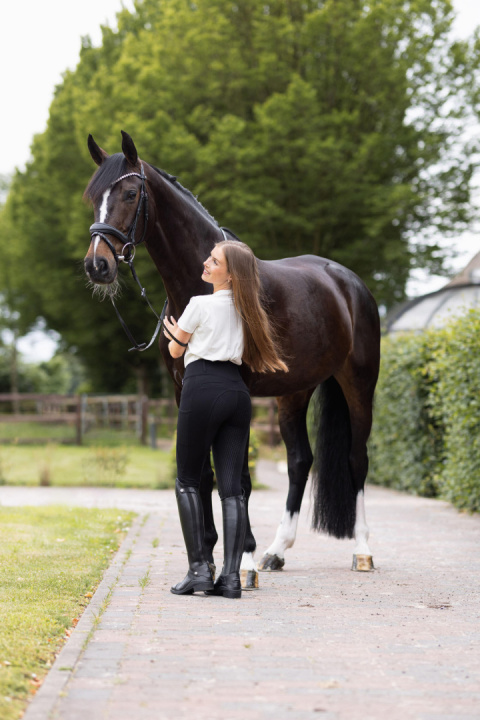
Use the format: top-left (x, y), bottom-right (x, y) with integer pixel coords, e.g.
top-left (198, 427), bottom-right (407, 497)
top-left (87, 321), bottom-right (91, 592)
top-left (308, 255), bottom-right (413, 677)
top-left (310, 376), bottom-right (356, 539)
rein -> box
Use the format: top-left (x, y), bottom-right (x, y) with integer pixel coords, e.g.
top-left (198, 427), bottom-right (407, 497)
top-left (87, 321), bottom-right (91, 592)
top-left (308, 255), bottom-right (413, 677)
top-left (89, 164), bottom-right (165, 352)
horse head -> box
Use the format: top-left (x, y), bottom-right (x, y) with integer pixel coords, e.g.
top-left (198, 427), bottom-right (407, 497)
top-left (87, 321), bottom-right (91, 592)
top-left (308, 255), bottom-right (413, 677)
top-left (84, 131), bottom-right (147, 285)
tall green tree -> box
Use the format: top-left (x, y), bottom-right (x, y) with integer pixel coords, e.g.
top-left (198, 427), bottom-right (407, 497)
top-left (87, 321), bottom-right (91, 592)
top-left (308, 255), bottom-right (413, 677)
top-left (0, 0), bottom-right (477, 390)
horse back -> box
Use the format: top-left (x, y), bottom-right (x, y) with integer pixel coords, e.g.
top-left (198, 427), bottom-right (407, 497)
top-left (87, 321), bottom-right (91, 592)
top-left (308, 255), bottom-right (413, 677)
top-left (244, 254), bottom-right (380, 396)
top-left (258, 254), bottom-right (378, 327)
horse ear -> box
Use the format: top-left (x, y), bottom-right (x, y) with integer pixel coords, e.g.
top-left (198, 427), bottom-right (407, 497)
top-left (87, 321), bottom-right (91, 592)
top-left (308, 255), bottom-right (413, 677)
top-left (121, 131), bottom-right (138, 166)
top-left (88, 135), bottom-right (109, 166)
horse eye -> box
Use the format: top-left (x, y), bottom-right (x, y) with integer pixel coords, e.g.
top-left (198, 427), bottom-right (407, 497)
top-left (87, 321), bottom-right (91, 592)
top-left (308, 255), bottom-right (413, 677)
top-left (125, 189), bottom-right (137, 201)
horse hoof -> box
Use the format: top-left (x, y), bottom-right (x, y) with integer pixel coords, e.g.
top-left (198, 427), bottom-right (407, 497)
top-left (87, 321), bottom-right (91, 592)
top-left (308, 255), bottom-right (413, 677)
top-left (258, 553), bottom-right (285, 572)
top-left (208, 563), bottom-right (216, 582)
top-left (241, 569), bottom-right (259, 590)
top-left (352, 554), bottom-right (374, 572)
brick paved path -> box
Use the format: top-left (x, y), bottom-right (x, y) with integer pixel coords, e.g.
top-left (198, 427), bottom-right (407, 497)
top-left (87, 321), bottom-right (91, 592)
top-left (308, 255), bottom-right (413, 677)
top-left (3, 461), bottom-right (479, 720)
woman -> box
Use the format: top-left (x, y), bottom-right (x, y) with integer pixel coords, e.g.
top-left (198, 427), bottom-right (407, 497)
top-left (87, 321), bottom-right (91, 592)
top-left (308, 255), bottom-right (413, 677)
top-left (164, 239), bottom-right (287, 599)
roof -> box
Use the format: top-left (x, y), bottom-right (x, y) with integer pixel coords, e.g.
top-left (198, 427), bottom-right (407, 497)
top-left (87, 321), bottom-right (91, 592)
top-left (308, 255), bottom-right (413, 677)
top-left (386, 249), bottom-right (480, 333)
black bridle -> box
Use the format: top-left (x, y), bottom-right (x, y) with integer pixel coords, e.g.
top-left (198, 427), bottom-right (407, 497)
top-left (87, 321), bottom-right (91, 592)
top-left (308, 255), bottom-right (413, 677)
top-left (89, 164), bottom-right (168, 352)
top-left (89, 164), bottom-right (230, 353)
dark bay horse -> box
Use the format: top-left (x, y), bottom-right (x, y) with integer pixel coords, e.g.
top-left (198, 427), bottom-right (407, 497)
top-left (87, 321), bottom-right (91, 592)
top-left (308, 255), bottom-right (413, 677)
top-left (83, 131), bottom-right (381, 584)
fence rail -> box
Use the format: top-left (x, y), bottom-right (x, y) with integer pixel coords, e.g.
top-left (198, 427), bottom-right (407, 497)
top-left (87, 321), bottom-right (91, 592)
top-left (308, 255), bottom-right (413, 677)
top-left (0, 393), bottom-right (280, 446)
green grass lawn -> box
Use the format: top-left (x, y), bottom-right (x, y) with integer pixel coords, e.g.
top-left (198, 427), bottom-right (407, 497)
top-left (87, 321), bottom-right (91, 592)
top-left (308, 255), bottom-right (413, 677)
top-left (0, 422), bottom-right (77, 442)
top-left (0, 444), bottom-right (175, 489)
top-left (0, 506), bottom-right (134, 720)
top-left (0, 422), bottom-right (175, 446)
top-left (0, 427), bottom-right (281, 490)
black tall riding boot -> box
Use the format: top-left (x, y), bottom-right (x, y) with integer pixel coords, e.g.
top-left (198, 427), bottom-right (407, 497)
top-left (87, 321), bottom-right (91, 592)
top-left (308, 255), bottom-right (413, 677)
top-left (171, 479), bottom-right (214, 595)
top-left (207, 494), bottom-right (246, 599)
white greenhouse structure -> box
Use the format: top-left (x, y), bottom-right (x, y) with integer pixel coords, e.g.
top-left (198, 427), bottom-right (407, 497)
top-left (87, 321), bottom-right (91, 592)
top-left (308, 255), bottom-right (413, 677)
top-left (387, 251), bottom-right (480, 333)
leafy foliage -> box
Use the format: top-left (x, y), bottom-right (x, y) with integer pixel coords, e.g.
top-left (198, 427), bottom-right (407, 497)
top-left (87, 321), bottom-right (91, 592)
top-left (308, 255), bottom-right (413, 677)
top-left (427, 312), bottom-right (480, 511)
top-left (0, 0), bottom-right (478, 390)
top-left (0, 349), bottom-right (86, 394)
top-left (368, 331), bottom-right (442, 497)
top-left (370, 310), bottom-right (480, 512)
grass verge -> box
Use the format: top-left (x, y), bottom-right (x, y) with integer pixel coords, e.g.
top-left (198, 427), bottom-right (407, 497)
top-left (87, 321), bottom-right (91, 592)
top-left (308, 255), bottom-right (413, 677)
top-left (0, 506), bottom-right (134, 720)
top-left (0, 445), bottom-right (174, 489)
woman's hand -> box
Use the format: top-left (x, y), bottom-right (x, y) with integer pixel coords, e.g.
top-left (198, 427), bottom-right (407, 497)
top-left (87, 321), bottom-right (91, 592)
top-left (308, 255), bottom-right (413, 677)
top-left (163, 315), bottom-right (178, 337)
top-left (163, 316), bottom-right (191, 358)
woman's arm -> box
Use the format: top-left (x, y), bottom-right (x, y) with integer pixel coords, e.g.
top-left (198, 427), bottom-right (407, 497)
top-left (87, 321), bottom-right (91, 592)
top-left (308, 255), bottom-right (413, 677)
top-left (163, 316), bottom-right (192, 358)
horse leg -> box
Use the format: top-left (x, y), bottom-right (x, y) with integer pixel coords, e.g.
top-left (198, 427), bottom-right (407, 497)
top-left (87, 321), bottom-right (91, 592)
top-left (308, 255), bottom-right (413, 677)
top-left (199, 456), bottom-right (218, 577)
top-left (349, 409), bottom-right (375, 572)
top-left (336, 369), bottom-right (376, 572)
top-left (239, 434), bottom-right (259, 589)
top-left (258, 390), bottom-right (314, 572)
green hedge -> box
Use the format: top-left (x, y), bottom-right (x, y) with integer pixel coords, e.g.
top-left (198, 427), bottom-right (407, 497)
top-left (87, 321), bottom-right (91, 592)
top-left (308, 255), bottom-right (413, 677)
top-left (369, 309), bottom-right (480, 512)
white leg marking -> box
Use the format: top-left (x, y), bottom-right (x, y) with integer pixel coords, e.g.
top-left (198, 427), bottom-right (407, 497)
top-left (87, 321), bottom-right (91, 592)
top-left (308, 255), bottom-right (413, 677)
top-left (240, 551), bottom-right (257, 571)
top-left (265, 511), bottom-right (299, 559)
top-left (353, 490), bottom-right (372, 556)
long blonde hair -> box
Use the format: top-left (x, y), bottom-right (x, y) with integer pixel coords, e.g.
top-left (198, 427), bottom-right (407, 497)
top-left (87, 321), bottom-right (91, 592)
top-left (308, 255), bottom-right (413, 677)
top-left (218, 240), bottom-right (288, 374)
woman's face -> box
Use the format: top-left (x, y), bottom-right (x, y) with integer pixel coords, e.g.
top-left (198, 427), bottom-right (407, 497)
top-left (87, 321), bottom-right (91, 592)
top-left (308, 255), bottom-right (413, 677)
top-left (202, 246), bottom-right (231, 290)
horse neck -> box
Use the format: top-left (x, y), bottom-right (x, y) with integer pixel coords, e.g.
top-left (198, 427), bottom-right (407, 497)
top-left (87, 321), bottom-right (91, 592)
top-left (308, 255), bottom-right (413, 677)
top-left (144, 167), bottom-right (219, 314)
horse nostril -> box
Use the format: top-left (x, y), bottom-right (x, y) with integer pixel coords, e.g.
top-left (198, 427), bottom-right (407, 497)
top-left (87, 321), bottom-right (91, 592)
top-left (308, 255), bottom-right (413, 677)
top-left (95, 258), bottom-right (109, 276)
top-left (85, 256), bottom-right (112, 282)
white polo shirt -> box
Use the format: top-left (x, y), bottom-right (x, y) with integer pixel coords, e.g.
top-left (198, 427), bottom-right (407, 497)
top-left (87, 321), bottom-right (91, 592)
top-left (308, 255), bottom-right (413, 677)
top-left (178, 289), bottom-right (244, 367)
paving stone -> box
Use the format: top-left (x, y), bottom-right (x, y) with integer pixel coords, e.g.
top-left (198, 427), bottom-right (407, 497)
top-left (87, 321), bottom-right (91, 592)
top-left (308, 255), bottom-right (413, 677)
top-left (5, 460), bottom-right (480, 719)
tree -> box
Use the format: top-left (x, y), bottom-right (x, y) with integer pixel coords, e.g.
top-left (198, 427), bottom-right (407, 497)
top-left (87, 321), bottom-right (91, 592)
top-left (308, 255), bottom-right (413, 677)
top-left (0, 84), bottom-right (165, 394)
top-left (0, 0), bottom-right (477, 390)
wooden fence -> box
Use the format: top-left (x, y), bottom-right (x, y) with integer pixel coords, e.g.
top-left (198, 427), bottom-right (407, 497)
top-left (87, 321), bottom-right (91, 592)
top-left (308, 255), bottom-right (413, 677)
top-left (0, 394), bottom-right (83, 445)
top-left (0, 393), bottom-right (280, 446)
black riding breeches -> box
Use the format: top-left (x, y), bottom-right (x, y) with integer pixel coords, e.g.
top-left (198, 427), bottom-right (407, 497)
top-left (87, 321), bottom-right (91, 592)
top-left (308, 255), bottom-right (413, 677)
top-left (176, 360), bottom-right (251, 499)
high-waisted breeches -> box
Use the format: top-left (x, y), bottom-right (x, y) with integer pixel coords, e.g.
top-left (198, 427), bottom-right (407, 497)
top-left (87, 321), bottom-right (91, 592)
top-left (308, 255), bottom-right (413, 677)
top-left (176, 360), bottom-right (251, 499)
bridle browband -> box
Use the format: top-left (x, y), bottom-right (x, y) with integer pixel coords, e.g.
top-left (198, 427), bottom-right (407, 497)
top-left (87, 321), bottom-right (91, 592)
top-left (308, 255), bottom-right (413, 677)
top-left (89, 164), bottom-right (229, 352)
top-left (89, 163), bottom-right (167, 352)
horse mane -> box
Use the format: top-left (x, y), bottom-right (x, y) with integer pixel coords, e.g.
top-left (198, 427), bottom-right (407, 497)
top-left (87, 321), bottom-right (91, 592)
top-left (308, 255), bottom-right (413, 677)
top-left (85, 154), bottom-right (216, 225)
top-left (152, 168), bottom-right (242, 244)
top-left (83, 153), bottom-right (241, 241)
top-left (150, 165), bottom-right (219, 228)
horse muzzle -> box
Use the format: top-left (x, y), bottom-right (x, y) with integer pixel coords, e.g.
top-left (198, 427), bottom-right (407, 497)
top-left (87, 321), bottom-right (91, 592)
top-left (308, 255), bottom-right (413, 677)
top-left (84, 254), bottom-right (118, 284)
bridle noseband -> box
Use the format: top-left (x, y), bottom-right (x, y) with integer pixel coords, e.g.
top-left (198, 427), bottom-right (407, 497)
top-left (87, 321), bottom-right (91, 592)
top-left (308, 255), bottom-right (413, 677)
top-left (89, 163), bottom-right (167, 352)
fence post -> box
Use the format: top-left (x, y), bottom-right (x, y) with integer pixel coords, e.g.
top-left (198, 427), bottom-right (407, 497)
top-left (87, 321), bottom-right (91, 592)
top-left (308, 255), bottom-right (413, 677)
top-left (140, 396), bottom-right (148, 446)
top-left (81, 395), bottom-right (88, 437)
top-left (149, 418), bottom-right (157, 450)
top-left (102, 399), bottom-right (109, 427)
top-left (76, 395), bottom-right (83, 446)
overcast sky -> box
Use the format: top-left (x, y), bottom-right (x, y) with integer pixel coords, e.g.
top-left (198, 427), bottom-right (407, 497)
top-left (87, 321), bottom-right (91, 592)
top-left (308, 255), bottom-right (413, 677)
top-left (1, 1), bottom-right (134, 178)
top-left (0, 0), bottom-right (478, 358)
